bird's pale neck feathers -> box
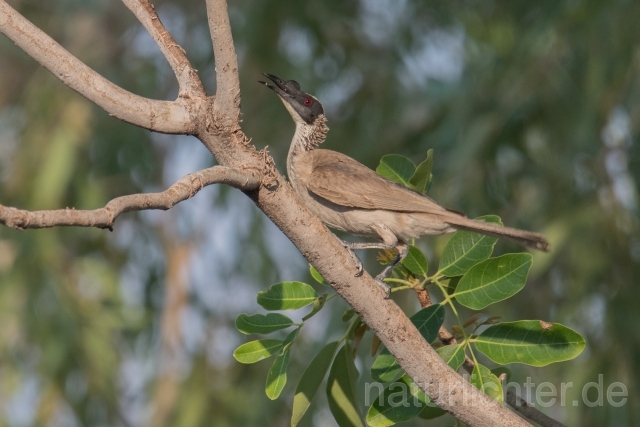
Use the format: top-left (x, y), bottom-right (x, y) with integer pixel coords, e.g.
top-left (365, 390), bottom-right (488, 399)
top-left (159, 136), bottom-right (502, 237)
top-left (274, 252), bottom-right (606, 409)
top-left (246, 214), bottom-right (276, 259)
top-left (291, 115), bottom-right (329, 152)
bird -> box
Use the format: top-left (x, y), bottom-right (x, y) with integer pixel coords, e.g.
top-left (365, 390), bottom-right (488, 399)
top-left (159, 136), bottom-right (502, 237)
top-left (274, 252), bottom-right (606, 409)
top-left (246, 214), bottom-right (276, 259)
top-left (259, 73), bottom-right (549, 296)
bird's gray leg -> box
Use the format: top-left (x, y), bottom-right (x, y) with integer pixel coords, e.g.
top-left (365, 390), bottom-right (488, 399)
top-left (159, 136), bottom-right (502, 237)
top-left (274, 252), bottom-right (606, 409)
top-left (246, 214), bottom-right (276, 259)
top-left (341, 223), bottom-right (399, 278)
top-left (341, 238), bottom-right (398, 278)
top-left (343, 224), bottom-right (405, 298)
top-left (343, 241), bottom-right (398, 251)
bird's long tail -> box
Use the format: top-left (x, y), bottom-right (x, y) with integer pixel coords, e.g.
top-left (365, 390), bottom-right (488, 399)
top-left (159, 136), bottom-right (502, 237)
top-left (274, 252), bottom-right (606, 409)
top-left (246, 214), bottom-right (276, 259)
top-left (446, 217), bottom-right (550, 252)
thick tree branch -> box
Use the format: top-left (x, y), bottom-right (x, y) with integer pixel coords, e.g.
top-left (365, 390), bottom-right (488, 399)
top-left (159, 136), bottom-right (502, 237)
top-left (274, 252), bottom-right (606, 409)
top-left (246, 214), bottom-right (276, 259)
top-left (121, 0), bottom-right (205, 98)
top-left (195, 3), bottom-right (532, 426)
top-left (0, 1), bottom-right (549, 425)
top-left (206, 0), bottom-right (241, 129)
top-left (0, 166), bottom-right (260, 230)
top-left (209, 141), bottom-right (532, 427)
top-left (0, 0), bottom-right (197, 134)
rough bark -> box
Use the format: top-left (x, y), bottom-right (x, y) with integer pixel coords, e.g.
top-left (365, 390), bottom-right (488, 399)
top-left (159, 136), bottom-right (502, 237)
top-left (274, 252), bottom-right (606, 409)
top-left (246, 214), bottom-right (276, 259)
top-left (0, 0), bottom-right (541, 425)
top-left (0, 166), bottom-right (261, 229)
top-left (0, 0), bottom-right (198, 133)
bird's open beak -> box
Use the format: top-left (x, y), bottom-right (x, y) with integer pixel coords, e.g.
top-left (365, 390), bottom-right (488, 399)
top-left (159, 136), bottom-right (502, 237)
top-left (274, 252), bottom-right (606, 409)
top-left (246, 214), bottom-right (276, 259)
top-left (258, 73), bottom-right (289, 98)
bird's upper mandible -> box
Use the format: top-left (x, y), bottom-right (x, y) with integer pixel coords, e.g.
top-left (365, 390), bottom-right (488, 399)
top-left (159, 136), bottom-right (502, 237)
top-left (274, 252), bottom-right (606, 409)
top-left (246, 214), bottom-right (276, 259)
top-left (259, 73), bottom-right (324, 125)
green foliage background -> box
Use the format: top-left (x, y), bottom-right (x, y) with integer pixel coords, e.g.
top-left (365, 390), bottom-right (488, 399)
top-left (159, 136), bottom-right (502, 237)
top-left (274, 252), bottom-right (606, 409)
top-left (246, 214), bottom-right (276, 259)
top-left (0, 0), bottom-right (638, 426)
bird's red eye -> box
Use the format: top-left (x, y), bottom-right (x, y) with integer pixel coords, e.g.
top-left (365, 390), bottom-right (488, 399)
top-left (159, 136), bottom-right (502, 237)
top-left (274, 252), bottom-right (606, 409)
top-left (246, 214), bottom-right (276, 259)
top-left (303, 97), bottom-right (313, 107)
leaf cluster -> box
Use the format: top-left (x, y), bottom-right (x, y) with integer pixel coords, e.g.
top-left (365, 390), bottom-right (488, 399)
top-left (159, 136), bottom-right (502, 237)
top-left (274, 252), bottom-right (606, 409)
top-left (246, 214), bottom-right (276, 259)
top-left (232, 152), bottom-right (586, 427)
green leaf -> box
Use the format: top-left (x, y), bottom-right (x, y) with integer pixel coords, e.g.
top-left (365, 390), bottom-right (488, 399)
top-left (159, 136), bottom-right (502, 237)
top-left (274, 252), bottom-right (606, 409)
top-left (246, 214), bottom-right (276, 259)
top-left (401, 245), bottom-right (429, 277)
top-left (302, 295), bottom-right (327, 321)
top-left (371, 305), bottom-right (444, 381)
top-left (235, 313), bottom-right (294, 335)
top-left (257, 282), bottom-right (318, 310)
top-left (443, 276), bottom-right (461, 294)
top-left (371, 334), bottom-right (382, 357)
top-left (418, 405), bottom-right (446, 420)
top-left (408, 149), bottom-right (434, 194)
top-left (436, 344), bottom-right (465, 371)
top-left (366, 373), bottom-right (430, 427)
top-left (376, 154), bottom-right (416, 187)
top-left (470, 363), bottom-right (503, 403)
top-left (265, 349), bottom-right (290, 400)
top-left (453, 254), bottom-right (533, 310)
top-left (281, 328), bottom-right (299, 353)
top-left (326, 343), bottom-right (363, 427)
top-left (438, 215), bottom-right (502, 277)
top-left (342, 309), bottom-right (356, 322)
top-left (233, 339), bottom-right (282, 364)
top-left (410, 304), bottom-right (445, 343)
top-left (292, 341), bottom-right (340, 427)
top-left (474, 321), bottom-right (586, 366)
top-left (462, 313), bottom-right (483, 328)
top-left (310, 264), bottom-right (328, 285)
top-left (371, 348), bottom-right (401, 383)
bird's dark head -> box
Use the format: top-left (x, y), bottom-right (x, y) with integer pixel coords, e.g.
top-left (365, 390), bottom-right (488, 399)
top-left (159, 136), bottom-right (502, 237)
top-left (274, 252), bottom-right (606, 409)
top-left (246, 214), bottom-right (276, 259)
top-left (259, 73), bottom-right (324, 125)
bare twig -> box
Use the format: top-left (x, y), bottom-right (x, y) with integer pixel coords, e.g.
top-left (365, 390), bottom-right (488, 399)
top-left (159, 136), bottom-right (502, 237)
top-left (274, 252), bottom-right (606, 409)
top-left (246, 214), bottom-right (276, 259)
top-left (206, 0), bottom-right (241, 129)
top-left (0, 166), bottom-right (261, 230)
top-left (121, 0), bottom-right (205, 97)
top-left (415, 287), bottom-right (432, 307)
top-left (438, 325), bottom-right (457, 346)
top-left (506, 390), bottom-right (568, 427)
top-left (0, 0), bottom-right (197, 134)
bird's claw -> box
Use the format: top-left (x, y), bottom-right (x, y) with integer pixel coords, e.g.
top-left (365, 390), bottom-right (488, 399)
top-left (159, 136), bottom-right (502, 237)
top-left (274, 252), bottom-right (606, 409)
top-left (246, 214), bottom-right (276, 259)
top-left (342, 240), bottom-right (364, 277)
top-left (375, 278), bottom-right (391, 299)
top-left (340, 239), bottom-right (391, 297)
top-left (354, 260), bottom-right (364, 277)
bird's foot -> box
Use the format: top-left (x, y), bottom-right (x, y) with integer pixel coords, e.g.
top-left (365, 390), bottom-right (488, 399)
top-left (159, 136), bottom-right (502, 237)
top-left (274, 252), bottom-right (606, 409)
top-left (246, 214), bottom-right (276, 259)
top-left (341, 240), bottom-right (364, 277)
top-left (373, 248), bottom-right (406, 299)
top-left (374, 275), bottom-right (392, 299)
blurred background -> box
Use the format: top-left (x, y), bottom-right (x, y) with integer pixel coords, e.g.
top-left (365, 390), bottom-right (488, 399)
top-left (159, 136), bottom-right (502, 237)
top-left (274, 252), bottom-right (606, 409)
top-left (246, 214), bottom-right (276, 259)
top-left (0, 0), bottom-right (638, 426)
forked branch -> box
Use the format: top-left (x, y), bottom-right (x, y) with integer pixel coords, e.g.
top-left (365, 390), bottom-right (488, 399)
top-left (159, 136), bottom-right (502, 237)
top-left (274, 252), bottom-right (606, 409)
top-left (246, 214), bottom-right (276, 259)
top-left (0, 0), bottom-right (196, 134)
top-left (0, 166), bottom-right (261, 230)
top-left (206, 0), bottom-right (241, 128)
top-left (200, 2), bottom-right (532, 426)
top-left (0, 1), bottom-right (544, 425)
top-left (121, 0), bottom-right (205, 97)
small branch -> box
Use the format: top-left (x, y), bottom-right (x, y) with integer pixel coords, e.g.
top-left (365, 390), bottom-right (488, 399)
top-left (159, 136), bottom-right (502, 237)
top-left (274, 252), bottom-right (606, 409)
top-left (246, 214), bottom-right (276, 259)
top-left (0, 166), bottom-right (261, 230)
top-left (438, 325), bottom-right (458, 346)
top-left (0, 0), bottom-right (557, 425)
top-left (206, 0), bottom-right (241, 128)
top-left (0, 0), bottom-right (197, 134)
top-left (506, 390), bottom-right (568, 427)
top-left (121, 0), bottom-right (205, 97)
top-left (415, 287), bottom-right (432, 308)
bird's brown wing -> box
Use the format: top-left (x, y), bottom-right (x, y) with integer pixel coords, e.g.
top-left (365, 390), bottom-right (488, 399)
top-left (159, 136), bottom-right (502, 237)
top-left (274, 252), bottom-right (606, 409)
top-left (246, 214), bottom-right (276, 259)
top-left (306, 149), bottom-right (457, 216)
